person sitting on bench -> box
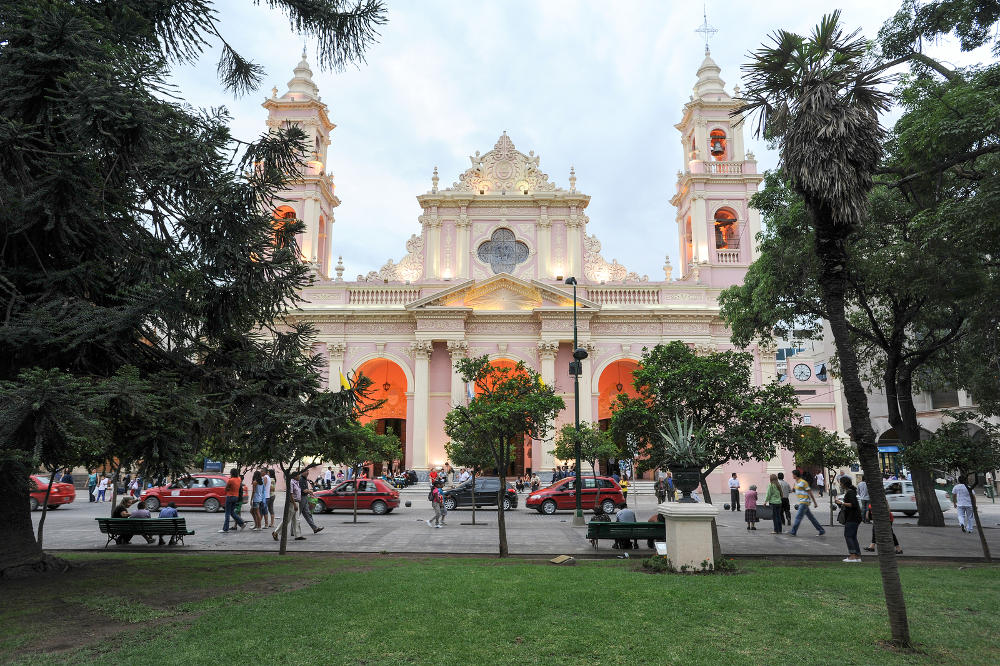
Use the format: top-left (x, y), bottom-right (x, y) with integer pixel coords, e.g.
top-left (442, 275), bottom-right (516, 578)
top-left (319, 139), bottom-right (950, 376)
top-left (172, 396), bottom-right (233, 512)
top-left (158, 502), bottom-right (179, 545)
top-left (613, 506), bottom-right (639, 550)
top-left (646, 513), bottom-right (665, 549)
top-left (129, 501), bottom-right (155, 543)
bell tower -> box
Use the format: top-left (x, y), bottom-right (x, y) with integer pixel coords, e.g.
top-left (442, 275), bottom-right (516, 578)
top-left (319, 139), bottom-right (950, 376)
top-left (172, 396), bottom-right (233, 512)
top-left (262, 50), bottom-right (340, 278)
top-left (670, 47), bottom-right (763, 284)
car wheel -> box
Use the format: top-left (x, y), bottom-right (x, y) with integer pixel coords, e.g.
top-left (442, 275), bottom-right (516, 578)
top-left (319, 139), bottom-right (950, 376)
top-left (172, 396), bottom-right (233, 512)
top-left (443, 497), bottom-right (457, 511)
top-left (203, 497), bottom-right (221, 513)
top-left (47, 505), bottom-right (61, 510)
top-left (145, 496), bottom-right (160, 511)
top-left (371, 500), bottom-right (388, 515)
top-left (902, 510), bottom-right (917, 517)
top-left (541, 499), bottom-right (557, 515)
top-left (502, 497), bottom-right (512, 511)
top-left (29, 497), bottom-right (38, 511)
top-left (600, 499), bottom-right (616, 515)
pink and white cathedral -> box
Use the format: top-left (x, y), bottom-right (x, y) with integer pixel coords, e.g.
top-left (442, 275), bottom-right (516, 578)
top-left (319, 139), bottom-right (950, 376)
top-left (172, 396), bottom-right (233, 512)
top-left (265, 50), bottom-right (845, 494)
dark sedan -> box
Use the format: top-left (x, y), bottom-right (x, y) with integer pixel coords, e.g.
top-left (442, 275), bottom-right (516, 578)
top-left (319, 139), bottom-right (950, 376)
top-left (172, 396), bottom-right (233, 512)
top-left (442, 477), bottom-right (518, 511)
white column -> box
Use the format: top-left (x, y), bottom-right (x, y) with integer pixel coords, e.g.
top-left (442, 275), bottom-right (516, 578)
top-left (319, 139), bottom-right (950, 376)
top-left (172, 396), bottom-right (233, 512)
top-left (447, 340), bottom-right (468, 407)
top-left (410, 340), bottom-right (433, 471)
top-left (578, 341), bottom-right (596, 424)
top-left (691, 195), bottom-right (709, 264)
top-left (328, 342), bottom-right (347, 390)
top-left (538, 207), bottom-right (552, 277)
top-left (566, 215), bottom-right (582, 279)
top-left (747, 206), bottom-right (762, 263)
top-left (301, 195), bottom-right (319, 262)
top-left (456, 211), bottom-right (470, 278)
top-left (538, 341), bottom-right (559, 471)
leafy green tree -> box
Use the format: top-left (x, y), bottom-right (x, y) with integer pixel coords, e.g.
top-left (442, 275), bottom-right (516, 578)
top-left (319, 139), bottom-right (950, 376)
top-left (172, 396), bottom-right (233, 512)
top-left (444, 437), bottom-right (493, 526)
top-left (444, 356), bottom-right (564, 557)
top-left (550, 422), bottom-right (619, 510)
top-left (609, 342), bottom-right (800, 502)
top-left (904, 417), bottom-right (1000, 562)
top-left (788, 426), bottom-right (857, 525)
top-left (326, 419), bottom-right (401, 524)
top-left (736, 5), bottom-right (1000, 644)
top-left (0, 0), bottom-right (386, 573)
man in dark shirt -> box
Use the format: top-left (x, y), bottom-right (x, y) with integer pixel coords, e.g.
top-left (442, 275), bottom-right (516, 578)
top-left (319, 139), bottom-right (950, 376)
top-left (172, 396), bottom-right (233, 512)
top-left (158, 502), bottom-right (179, 545)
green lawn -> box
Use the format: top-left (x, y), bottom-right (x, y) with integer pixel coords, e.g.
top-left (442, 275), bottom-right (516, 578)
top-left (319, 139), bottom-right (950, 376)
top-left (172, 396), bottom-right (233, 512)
top-left (2, 553), bottom-right (997, 665)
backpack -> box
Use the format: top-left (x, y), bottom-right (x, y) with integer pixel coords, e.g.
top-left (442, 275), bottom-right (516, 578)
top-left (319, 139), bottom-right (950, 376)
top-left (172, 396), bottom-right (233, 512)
top-left (428, 488), bottom-right (436, 502)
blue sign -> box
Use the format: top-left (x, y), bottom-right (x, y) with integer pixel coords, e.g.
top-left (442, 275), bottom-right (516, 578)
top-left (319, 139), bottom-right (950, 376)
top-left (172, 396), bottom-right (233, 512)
top-left (203, 459), bottom-right (224, 472)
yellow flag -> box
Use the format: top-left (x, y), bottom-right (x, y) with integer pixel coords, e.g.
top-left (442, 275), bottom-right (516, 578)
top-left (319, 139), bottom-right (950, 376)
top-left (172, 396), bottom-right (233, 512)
top-left (339, 371), bottom-right (350, 390)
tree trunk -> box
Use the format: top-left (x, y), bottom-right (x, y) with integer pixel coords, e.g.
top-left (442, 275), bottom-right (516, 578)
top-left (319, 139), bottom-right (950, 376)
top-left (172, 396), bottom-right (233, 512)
top-left (470, 466), bottom-right (477, 526)
top-left (896, 372), bottom-right (944, 526)
top-left (699, 477), bottom-right (722, 562)
top-left (0, 459), bottom-right (45, 576)
top-left (353, 464), bottom-right (359, 524)
top-left (814, 219), bottom-right (912, 647)
top-left (35, 465), bottom-right (57, 549)
top-left (969, 483), bottom-right (992, 563)
top-left (496, 442), bottom-right (509, 557)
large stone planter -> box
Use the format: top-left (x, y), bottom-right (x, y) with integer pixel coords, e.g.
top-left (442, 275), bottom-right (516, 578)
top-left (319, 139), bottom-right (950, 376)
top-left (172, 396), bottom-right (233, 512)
top-left (669, 464), bottom-right (701, 503)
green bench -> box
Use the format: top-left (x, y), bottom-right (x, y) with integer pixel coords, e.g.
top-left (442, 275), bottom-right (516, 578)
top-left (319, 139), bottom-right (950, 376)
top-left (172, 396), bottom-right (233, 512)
top-left (95, 517), bottom-right (194, 548)
top-left (586, 521), bottom-right (665, 550)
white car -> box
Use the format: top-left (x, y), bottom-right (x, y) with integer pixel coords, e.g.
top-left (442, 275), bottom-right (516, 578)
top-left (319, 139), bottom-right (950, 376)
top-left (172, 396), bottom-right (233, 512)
top-left (884, 480), bottom-right (951, 516)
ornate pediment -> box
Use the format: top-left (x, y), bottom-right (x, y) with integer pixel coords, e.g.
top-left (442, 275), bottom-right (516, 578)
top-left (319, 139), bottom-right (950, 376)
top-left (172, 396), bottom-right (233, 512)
top-left (406, 274), bottom-right (599, 312)
top-left (447, 133), bottom-right (561, 195)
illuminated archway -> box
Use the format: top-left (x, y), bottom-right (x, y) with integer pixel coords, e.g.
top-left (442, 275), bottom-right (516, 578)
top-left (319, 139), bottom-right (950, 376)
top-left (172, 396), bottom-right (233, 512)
top-left (356, 358), bottom-right (407, 475)
top-left (272, 205), bottom-right (297, 250)
top-left (596, 359), bottom-right (643, 478)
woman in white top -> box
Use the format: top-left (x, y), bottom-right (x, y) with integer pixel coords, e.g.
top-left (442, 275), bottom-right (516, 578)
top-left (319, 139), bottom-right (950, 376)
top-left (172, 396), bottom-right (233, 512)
top-left (97, 476), bottom-right (110, 502)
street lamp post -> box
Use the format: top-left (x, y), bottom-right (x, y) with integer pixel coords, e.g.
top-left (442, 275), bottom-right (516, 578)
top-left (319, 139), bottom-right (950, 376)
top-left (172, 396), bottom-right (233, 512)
top-left (565, 277), bottom-right (587, 526)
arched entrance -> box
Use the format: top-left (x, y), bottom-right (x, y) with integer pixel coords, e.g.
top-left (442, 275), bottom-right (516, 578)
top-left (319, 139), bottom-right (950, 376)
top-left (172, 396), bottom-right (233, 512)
top-left (597, 359), bottom-right (642, 478)
top-left (357, 358), bottom-right (407, 476)
top-left (474, 358), bottom-right (533, 477)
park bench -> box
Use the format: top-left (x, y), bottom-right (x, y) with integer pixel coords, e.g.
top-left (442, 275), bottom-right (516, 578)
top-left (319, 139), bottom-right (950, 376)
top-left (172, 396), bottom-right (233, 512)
top-left (586, 521), bottom-right (665, 550)
top-left (95, 517), bottom-right (194, 548)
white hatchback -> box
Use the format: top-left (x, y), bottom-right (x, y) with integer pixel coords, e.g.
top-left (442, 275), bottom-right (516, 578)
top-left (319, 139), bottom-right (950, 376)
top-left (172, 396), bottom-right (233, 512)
top-left (883, 480), bottom-right (951, 516)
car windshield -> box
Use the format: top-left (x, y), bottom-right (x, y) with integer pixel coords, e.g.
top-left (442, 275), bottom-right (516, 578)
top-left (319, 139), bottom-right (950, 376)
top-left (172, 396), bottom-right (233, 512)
top-left (35, 477), bottom-right (49, 486)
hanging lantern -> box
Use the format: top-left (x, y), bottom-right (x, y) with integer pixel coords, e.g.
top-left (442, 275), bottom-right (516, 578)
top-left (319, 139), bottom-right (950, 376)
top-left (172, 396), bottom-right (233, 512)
top-left (615, 382), bottom-right (624, 393)
top-left (382, 359), bottom-right (391, 392)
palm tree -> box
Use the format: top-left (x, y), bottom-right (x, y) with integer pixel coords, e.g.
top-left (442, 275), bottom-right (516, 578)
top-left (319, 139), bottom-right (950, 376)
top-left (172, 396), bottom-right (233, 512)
top-left (738, 11), bottom-right (911, 647)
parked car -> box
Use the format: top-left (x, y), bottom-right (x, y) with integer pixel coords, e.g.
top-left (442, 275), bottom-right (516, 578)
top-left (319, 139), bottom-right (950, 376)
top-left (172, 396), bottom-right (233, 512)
top-left (312, 479), bottom-right (400, 515)
top-left (29, 475), bottom-right (76, 511)
top-left (140, 474), bottom-right (246, 512)
top-left (442, 477), bottom-right (518, 511)
top-left (525, 476), bottom-right (626, 515)
top-left (884, 480), bottom-right (951, 516)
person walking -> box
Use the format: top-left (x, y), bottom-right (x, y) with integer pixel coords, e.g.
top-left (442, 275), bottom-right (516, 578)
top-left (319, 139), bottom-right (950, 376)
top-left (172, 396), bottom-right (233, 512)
top-left (728, 473), bottom-right (741, 512)
top-left (265, 469), bottom-right (276, 529)
top-left (250, 471), bottom-right (265, 531)
top-left (297, 472), bottom-right (325, 534)
top-left (951, 477), bottom-right (975, 534)
top-left (654, 475), bottom-right (666, 504)
top-left (765, 474), bottom-right (783, 533)
top-left (272, 473), bottom-right (305, 541)
top-left (815, 471), bottom-right (825, 498)
top-left (97, 475), bottom-right (110, 502)
top-left (864, 504), bottom-right (903, 554)
top-left (219, 468), bottom-right (247, 533)
top-left (87, 470), bottom-right (97, 502)
top-left (666, 471), bottom-right (676, 502)
top-left (620, 476), bottom-right (629, 504)
top-left (788, 469), bottom-right (825, 537)
top-left (856, 475), bottom-right (870, 523)
top-left (744, 485), bottom-right (759, 531)
top-left (837, 476), bottom-right (862, 562)
top-left (323, 467), bottom-right (333, 490)
top-left (777, 472), bottom-right (792, 525)
top-left (426, 479), bottom-right (444, 528)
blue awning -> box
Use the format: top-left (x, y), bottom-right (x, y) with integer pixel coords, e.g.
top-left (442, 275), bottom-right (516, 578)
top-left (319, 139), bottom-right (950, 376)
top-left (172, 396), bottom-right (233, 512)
top-left (878, 446), bottom-right (899, 454)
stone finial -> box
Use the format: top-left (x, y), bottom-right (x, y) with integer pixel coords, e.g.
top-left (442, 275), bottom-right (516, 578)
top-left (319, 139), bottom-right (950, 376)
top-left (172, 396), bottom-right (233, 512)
top-left (569, 166), bottom-right (577, 193)
top-left (271, 86), bottom-right (278, 99)
top-left (733, 83), bottom-right (741, 98)
top-left (746, 151), bottom-right (756, 161)
top-left (663, 255), bottom-right (673, 281)
top-left (335, 256), bottom-right (344, 282)
top-left (431, 166), bottom-right (439, 193)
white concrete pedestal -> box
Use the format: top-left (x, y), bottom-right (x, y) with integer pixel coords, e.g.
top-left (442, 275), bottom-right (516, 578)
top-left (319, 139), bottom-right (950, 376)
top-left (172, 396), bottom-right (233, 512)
top-left (658, 501), bottom-right (719, 570)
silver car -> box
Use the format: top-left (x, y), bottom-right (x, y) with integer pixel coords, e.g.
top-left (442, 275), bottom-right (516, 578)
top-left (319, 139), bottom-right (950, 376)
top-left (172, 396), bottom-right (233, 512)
top-left (883, 480), bottom-right (951, 516)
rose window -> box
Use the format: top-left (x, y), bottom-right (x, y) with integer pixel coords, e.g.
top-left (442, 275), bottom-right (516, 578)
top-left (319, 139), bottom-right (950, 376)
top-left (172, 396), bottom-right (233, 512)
top-left (477, 228), bottom-right (529, 274)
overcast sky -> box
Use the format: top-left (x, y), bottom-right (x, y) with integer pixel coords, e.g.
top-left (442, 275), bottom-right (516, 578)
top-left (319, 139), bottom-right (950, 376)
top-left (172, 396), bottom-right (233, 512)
top-left (170, 1), bottom-right (982, 279)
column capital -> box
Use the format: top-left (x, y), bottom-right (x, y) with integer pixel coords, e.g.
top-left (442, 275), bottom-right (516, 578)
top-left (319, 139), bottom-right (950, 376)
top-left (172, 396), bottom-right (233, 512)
top-left (328, 341), bottom-right (347, 360)
top-left (446, 339), bottom-right (469, 359)
top-left (409, 340), bottom-right (434, 360)
top-left (537, 340), bottom-right (559, 360)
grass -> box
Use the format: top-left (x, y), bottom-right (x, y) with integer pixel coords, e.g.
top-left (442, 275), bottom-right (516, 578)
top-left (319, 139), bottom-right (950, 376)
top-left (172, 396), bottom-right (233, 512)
top-left (1, 553), bottom-right (998, 665)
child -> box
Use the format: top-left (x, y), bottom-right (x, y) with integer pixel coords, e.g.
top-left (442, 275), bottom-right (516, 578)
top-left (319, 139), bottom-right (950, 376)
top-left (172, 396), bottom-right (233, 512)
top-left (744, 484), bottom-right (759, 531)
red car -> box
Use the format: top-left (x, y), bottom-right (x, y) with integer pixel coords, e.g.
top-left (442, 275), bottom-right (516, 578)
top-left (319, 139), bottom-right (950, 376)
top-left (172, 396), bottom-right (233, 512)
top-left (29, 475), bottom-right (76, 511)
top-left (312, 479), bottom-right (400, 515)
top-left (140, 474), bottom-right (246, 513)
top-left (525, 476), bottom-right (626, 515)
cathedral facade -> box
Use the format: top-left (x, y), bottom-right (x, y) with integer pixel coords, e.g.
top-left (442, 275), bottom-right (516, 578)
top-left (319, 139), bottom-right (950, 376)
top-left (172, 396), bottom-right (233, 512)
top-left (266, 50), bottom-right (843, 493)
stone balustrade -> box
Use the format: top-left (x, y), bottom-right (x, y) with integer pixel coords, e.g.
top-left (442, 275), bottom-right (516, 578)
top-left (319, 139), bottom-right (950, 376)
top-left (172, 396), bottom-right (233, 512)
top-left (348, 287), bottom-right (421, 305)
top-left (704, 161), bottom-right (743, 175)
top-left (586, 286), bottom-right (661, 306)
top-left (715, 249), bottom-right (741, 264)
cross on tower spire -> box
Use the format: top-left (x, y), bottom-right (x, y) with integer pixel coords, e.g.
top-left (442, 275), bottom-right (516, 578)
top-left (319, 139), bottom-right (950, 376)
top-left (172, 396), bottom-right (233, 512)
top-left (695, 3), bottom-right (718, 54)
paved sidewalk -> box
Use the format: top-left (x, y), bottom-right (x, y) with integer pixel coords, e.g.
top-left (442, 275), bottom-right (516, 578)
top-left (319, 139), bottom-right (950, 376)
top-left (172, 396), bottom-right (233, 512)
top-left (32, 489), bottom-right (1000, 559)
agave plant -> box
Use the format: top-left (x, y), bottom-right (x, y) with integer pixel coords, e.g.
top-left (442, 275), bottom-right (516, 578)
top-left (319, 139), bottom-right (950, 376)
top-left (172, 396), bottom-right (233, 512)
top-left (658, 415), bottom-right (709, 467)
